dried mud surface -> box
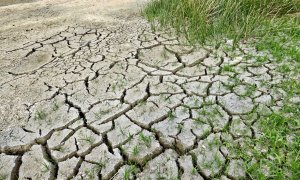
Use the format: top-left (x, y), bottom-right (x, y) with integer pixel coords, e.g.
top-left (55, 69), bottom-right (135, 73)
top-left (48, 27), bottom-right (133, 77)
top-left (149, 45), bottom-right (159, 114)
top-left (0, 0), bottom-right (295, 179)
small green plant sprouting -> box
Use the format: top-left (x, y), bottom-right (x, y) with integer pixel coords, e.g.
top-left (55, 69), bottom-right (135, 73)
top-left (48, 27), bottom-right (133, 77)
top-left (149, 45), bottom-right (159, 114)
top-left (191, 167), bottom-right (198, 175)
top-left (212, 106), bottom-right (222, 116)
top-left (41, 162), bottom-right (50, 173)
top-left (241, 84), bottom-right (257, 97)
top-left (52, 102), bottom-right (59, 111)
top-left (53, 144), bottom-right (66, 152)
top-left (138, 99), bottom-right (147, 107)
top-left (207, 137), bottom-right (221, 150)
top-left (119, 126), bottom-right (125, 135)
top-left (203, 161), bottom-right (212, 169)
top-left (222, 65), bottom-right (235, 73)
top-left (255, 56), bottom-right (268, 65)
top-left (111, 83), bottom-right (117, 92)
top-left (176, 123), bottom-right (183, 131)
top-left (124, 165), bottom-right (137, 180)
top-left (132, 146), bottom-right (140, 156)
top-left (181, 106), bottom-right (189, 114)
top-left (223, 83), bottom-right (235, 92)
top-left (197, 108), bottom-right (207, 116)
top-left (192, 97), bottom-right (201, 107)
top-left (214, 154), bottom-right (223, 167)
top-left (139, 133), bottom-right (152, 147)
top-left (0, 174), bottom-right (8, 180)
top-left (167, 111), bottom-right (176, 121)
top-left (35, 110), bottom-right (46, 121)
top-left (128, 133), bottom-right (134, 142)
top-left (84, 169), bottom-right (96, 179)
top-left (94, 160), bottom-right (104, 170)
top-left (194, 117), bottom-right (205, 125)
top-left (203, 99), bottom-right (215, 106)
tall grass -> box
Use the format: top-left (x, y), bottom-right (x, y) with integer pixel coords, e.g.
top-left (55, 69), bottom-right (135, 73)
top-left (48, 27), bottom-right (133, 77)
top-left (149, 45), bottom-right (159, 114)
top-left (143, 0), bottom-right (300, 43)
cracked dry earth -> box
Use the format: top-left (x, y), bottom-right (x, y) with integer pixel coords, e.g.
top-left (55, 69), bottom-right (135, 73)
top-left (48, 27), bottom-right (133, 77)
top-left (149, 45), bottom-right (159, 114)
top-left (0, 0), bottom-right (295, 180)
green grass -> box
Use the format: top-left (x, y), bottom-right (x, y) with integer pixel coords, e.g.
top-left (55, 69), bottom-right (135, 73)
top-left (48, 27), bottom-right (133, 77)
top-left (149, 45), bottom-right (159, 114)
top-left (228, 104), bottom-right (300, 179)
top-left (222, 65), bottom-right (236, 73)
top-left (254, 18), bottom-right (300, 64)
top-left (143, 0), bottom-right (300, 43)
top-left (144, 1), bottom-right (300, 178)
top-left (229, 27), bottom-right (300, 178)
top-left (143, 1), bottom-right (300, 178)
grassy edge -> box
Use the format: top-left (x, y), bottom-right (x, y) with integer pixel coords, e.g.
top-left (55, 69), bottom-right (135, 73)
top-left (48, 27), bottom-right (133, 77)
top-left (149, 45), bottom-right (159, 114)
top-left (143, 1), bottom-right (300, 179)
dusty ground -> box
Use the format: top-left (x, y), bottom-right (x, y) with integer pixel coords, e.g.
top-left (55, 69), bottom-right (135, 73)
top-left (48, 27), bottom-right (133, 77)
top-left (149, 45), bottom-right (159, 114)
top-left (0, 0), bottom-right (295, 179)
top-left (0, 0), bottom-right (38, 7)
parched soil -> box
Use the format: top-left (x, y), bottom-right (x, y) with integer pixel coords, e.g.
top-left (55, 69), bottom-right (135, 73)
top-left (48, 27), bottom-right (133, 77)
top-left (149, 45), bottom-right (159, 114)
top-left (0, 0), bottom-right (297, 179)
top-left (0, 0), bottom-right (39, 7)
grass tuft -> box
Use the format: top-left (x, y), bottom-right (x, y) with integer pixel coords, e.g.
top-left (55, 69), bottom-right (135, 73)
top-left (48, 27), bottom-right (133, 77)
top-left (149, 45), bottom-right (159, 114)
top-left (143, 0), bottom-right (300, 43)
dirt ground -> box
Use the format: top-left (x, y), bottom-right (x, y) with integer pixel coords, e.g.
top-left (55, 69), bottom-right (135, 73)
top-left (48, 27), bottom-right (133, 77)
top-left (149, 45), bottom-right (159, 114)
top-left (0, 0), bottom-right (148, 131)
top-left (0, 0), bottom-right (294, 179)
top-left (0, 0), bottom-right (39, 7)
